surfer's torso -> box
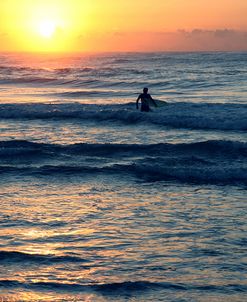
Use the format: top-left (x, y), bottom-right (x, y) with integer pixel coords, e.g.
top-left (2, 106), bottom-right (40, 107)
top-left (138, 93), bottom-right (152, 112)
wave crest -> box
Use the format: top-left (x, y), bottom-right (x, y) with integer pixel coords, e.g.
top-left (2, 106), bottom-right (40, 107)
top-left (0, 102), bottom-right (246, 131)
top-left (0, 140), bottom-right (246, 186)
top-left (1, 279), bottom-right (246, 294)
top-left (0, 251), bottom-right (85, 264)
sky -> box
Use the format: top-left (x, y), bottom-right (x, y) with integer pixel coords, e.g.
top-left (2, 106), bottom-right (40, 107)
top-left (0, 0), bottom-right (246, 52)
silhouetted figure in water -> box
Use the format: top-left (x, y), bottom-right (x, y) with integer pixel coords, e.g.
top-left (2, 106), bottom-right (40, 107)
top-left (136, 87), bottom-right (157, 112)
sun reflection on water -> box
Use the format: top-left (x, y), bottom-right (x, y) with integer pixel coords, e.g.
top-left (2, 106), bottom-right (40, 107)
top-left (0, 176), bottom-right (246, 301)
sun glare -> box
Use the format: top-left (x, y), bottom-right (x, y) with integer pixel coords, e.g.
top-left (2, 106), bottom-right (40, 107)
top-left (0, 0), bottom-right (92, 52)
top-left (38, 20), bottom-right (56, 38)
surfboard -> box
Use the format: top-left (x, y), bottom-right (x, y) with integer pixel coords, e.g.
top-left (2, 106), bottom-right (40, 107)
top-left (147, 99), bottom-right (168, 108)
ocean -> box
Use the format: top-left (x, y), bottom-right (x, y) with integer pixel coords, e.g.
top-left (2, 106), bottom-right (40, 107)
top-left (0, 52), bottom-right (246, 302)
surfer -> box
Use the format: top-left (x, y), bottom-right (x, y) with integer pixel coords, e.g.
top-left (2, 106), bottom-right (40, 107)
top-left (136, 87), bottom-right (157, 112)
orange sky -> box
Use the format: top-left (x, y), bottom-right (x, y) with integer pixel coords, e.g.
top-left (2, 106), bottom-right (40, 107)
top-left (0, 0), bottom-right (246, 52)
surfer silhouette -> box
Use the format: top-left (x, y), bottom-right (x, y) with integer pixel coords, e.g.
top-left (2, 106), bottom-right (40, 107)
top-left (136, 87), bottom-right (157, 112)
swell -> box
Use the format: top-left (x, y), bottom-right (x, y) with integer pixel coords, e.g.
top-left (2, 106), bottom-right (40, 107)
top-left (0, 140), bottom-right (246, 186)
top-left (1, 162), bottom-right (246, 186)
top-left (1, 279), bottom-right (246, 294)
top-left (0, 65), bottom-right (152, 76)
top-left (0, 251), bottom-right (84, 264)
top-left (0, 102), bottom-right (246, 131)
top-left (1, 139), bottom-right (246, 158)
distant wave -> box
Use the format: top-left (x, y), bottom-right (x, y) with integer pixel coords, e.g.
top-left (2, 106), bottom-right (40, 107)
top-left (0, 77), bottom-right (58, 85)
top-left (0, 140), bottom-right (246, 186)
top-left (53, 67), bottom-right (94, 74)
top-left (0, 75), bottom-right (169, 90)
top-left (0, 65), bottom-right (44, 73)
top-left (57, 90), bottom-right (128, 98)
top-left (0, 77), bottom-right (100, 88)
top-left (0, 64), bottom-right (149, 79)
top-left (0, 102), bottom-right (247, 131)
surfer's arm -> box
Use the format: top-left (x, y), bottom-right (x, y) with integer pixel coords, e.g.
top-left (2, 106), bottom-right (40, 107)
top-left (136, 95), bottom-right (141, 109)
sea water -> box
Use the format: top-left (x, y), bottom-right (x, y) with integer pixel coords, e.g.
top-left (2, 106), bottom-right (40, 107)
top-left (0, 52), bottom-right (246, 301)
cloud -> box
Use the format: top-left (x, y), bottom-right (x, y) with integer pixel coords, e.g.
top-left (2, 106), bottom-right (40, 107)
top-left (214, 29), bottom-right (235, 37)
top-left (77, 29), bottom-right (247, 52)
top-left (175, 29), bottom-right (247, 51)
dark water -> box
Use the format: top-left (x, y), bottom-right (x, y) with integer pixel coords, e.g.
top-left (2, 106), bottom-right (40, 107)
top-left (0, 52), bottom-right (247, 301)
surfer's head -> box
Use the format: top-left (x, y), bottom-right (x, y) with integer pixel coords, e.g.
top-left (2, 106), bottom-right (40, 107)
top-left (143, 87), bottom-right (148, 93)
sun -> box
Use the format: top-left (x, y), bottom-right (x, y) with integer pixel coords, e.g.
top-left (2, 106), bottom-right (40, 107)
top-left (38, 20), bottom-right (57, 38)
top-left (0, 0), bottom-right (93, 52)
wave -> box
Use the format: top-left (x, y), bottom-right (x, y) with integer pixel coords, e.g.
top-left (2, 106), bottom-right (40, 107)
top-left (0, 65), bottom-right (44, 73)
top-left (0, 280), bottom-right (189, 292)
top-left (0, 77), bottom-right (61, 85)
top-left (1, 162), bottom-right (245, 185)
top-left (1, 139), bottom-right (246, 158)
top-left (0, 77), bottom-right (98, 88)
top-left (0, 102), bottom-right (246, 131)
top-left (0, 76), bottom-right (168, 90)
top-left (0, 251), bottom-right (84, 264)
top-left (0, 140), bottom-right (246, 186)
top-left (0, 64), bottom-right (149, 79)
top-left (57, 90), bottom-right (128, 98)
top-left (0, 77), bottom-right (105, 88)
top-left (1, 279), bottom-right (246, 294)
top-left (54, 67), bottom-right (94, 74)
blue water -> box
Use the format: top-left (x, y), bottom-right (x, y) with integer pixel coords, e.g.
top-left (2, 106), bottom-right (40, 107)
top-left (0, 52), bottom-right (247, 301)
